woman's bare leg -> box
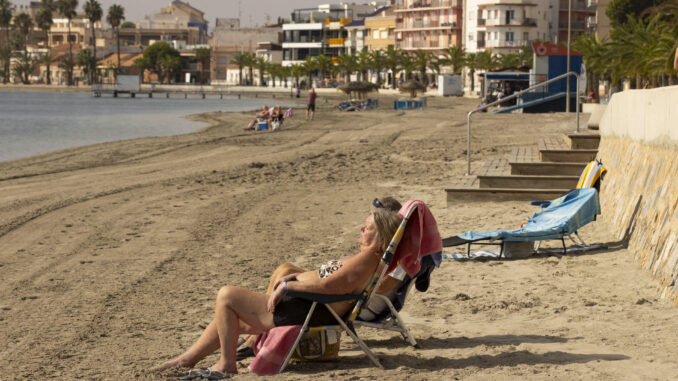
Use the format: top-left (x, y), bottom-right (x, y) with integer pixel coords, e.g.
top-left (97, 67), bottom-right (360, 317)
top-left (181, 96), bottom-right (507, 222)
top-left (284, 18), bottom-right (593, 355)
top-left (211, 286), bottom-right (275, 374)
top-left (159, 319), bottom-right (220, 369)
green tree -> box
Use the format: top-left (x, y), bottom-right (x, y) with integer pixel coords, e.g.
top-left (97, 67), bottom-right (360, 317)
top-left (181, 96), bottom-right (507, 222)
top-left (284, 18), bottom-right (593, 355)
top-left (369, 49), bottom-right (386, 85)
top-left (336, 52), bottom-right (357, 83)
top-left (56, 0), bottom-right (78, 85)
top-left (76, 48), bottom-right (95, 83)
top-left (132, 55), bottom-right (149, 83)
top-left (302, 55), bottom-right (316, 87)
top-left (36, 4), bottom-right (54, 84)
top-left (0, 0), bottom-right (14, 84)
top-left (384, 46), bottom-right (402, 89)
top-left (465, 52), bottom-right (480, 94)
top-left (120, 21), bottom-right (135, 28)
top-left (160, 53), bottom-right (183, 83)
top-left (106, 4), bottom-right (124, 78)
top-left (13, 51), bottom-right (36, 84)
top-left (315, 54), bottom-right (332, 83)
top-left (400, 53), bottom-right (417, 80)
top-left (412, 50), bottom-right (430, 84)
top-left (606, 0), bottom-right (669, 26)
top-left (38, 51), bottom-right (54, 84)
top-left (441, 46), bottom-right (465, 74)
top-left (230, 52), bottom-right (248, 85)
top-left (255, 56), bottom-right (268, 86)
top-left (194, 47), bottom-right (210, 84)
top-left (356, 51), bottom-right (371, 81)
top-left (83, 0), bottom-right (102, 83)
top-left (244, 52), bottom-right (255, 85)
top-left (290, 63), bottom-right (303, 87)
top-left (141, 41), bottom-right (180, 83)
top-left (14, 12), bottom-right (34, 84)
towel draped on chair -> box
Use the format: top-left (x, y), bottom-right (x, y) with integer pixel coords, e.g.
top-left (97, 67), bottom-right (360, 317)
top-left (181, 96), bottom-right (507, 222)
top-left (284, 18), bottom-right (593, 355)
top-left (389, 200), bottom-right (443, 277)
top-left (249, 325), bottom-right (302, 376)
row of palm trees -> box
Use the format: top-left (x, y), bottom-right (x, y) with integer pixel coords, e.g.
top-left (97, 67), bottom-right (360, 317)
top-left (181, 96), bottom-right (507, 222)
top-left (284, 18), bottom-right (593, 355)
top-left (573, 3), bottom-right (678, 94)
top-left (230, 45), bottom-right (533, 90)
top-left (0, 0), bottom-right (125, 85)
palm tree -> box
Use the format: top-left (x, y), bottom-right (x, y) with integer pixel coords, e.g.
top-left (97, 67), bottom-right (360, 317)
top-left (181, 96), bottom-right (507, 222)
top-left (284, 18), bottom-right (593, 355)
top-left (336, 52), bottom-right (357, 83)
top-left (83, 0), bottom-right (102, 84)
top-left (14, 13), bottom-right (34, 84)
top-left (279, 64), bottom-right (291, 88)
top-left (57, 0), bottom-right (78, 85)
top-left (36, 4), bottom-right (54, 84)
top-left (106, 4), bottom-right (124, 78)
top-left (132, 56), bottom-right (149, 83)
top-left (384, 46), bottom-right (403, 89)
top-left (412, 50), bottom-right (431, 84)
top-left (400, 54), bottom-right (417, 81)
top-left (464, 52), bottom-right (479, 94)
top-left (442, 46), bottom-right (465, 74)
top-left (255, 56), bottom-right (267, 86)
top-left (230, 52), bottom-right (248, 85)
top-left (0, 0), bottom-right (13, 84)
top-left (302, 56), bottom-right (316, 87)
top-left (76, 48), bottom-right (95, 83)
top-left (194, 47), bottom-right (210, 84)
top-left (315, 54), bottom-right (331, 83)
top-left (243, 52), bottom-right (255, 85)
top-left (39, 51), bottom-right (54, 84)
top-left (369, 49), bottom-right (386, 85)
top-left (290, 63), bottom-right (303, 88)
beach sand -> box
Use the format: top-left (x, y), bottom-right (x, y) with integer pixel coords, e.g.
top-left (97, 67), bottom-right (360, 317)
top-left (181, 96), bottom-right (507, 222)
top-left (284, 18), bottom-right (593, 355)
top-left (1, 95), bottom-right (676, 380)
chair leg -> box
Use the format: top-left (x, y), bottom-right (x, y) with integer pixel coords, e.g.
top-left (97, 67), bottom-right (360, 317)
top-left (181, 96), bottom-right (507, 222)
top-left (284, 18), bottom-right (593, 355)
top-left (382, 297), bottom-right (417, 347)
top-left (326, 306), bottom-right (384, 369)
top-left (279, 302), bottom-right (317, 373)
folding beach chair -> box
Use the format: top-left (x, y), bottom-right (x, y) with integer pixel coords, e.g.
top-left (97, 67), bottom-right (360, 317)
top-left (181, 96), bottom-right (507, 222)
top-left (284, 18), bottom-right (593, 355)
top-left (443, 188), bottom-right (608, 257)
top-left (279, 203), bottom-right (420, 372)
top-left (353, 253), bottom-right (439, 347)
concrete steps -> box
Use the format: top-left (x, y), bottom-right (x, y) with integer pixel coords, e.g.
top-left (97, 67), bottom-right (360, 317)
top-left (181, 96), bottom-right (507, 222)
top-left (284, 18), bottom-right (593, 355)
top-left (479, 175), bottom-right (579, 189)
top-left (539, 149), bottom-right (598, 163)
top-left (510, 162), bottom-right (588, 176)
top-left (445, 115), bottom-right (601, 202)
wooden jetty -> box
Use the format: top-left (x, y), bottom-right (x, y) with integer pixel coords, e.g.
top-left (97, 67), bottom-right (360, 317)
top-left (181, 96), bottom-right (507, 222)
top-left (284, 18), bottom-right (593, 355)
top-left (91, 83), bottom-right (292, 100)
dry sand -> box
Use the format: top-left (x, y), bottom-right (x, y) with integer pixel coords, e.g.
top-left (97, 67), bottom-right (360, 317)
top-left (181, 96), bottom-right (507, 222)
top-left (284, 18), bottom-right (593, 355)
top-left (1, 94), bottom-right (676, 380)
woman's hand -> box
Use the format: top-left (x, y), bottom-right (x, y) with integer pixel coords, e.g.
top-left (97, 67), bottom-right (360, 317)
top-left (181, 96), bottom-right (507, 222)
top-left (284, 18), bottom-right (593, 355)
top-left (267, 284), bottom-right (285, 313)
top-left (273, 273), bottom-right (299, 291)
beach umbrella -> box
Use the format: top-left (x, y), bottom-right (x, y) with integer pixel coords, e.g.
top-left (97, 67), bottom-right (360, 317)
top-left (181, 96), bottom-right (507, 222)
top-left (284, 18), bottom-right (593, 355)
top-left (337, 81), bottom-right (379, 100)
top-left (398, 79), bottom-right (426, 99)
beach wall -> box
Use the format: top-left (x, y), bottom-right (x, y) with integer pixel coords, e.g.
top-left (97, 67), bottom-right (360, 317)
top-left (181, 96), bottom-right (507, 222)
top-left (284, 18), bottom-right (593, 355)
top-left (597, 86), bottom-right (678, 303)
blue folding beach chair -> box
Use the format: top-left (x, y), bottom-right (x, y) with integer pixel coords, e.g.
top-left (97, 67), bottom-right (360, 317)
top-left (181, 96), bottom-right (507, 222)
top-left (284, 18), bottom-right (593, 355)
top-left (443, 188), bottom-right (607, 257)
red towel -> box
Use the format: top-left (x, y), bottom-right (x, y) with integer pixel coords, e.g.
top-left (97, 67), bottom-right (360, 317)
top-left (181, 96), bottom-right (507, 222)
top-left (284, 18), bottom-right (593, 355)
top-left (388, 200), bottom-right (442, 277)
top-left (248, 325), bottom-right (301, 376)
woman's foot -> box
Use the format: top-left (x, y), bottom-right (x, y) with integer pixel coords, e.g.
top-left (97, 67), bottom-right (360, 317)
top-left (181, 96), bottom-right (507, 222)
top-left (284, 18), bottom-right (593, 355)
top-left (153, 355), bottom-right (196, 371)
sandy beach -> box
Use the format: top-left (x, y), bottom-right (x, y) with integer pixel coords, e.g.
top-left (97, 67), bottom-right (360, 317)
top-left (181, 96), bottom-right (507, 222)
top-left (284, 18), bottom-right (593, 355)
top-left (1, 94), bottom-right (676, 380)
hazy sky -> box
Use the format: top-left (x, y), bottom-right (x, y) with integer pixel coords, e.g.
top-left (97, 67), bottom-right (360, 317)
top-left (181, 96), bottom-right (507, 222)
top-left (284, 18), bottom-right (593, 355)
top-left (13, 0), bottom-right (335, 28)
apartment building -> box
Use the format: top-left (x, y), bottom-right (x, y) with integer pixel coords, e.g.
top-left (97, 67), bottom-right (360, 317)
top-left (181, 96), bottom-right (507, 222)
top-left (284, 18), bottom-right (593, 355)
top-left (210, 23), bottom-right (281, 82)
top-left (555, 0), bottom-right (596, 43)
top-left (464, 0), bottom-right (552, 54)
top-left (136, 0), bottom-right (209, 44)
top-left (393, 0), bottom-right (463, 55)
top-left (365, 6), bottom-right (397, 51)
top-left (281, 3), bottom-right (382, 66)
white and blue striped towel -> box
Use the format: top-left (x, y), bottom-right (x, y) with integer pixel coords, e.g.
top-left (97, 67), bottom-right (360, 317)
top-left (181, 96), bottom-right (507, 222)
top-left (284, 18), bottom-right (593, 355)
top-left (443, 250), bottom-right (501, 260)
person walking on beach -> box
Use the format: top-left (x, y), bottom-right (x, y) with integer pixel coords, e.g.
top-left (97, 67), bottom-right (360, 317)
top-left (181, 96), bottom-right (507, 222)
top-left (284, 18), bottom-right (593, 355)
top-left (306, 88), bottom-right (317, 121)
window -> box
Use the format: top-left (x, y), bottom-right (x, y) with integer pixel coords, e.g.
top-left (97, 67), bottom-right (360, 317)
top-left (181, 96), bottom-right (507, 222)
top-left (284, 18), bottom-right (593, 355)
top-left (523, 32), bottom-right (529, 41)
top-left (505, 10), bottom-right (514, 24)
top-left (506, 31), bottom-right (514, 41)
top-left (373, 30), bottom-right (379, 39)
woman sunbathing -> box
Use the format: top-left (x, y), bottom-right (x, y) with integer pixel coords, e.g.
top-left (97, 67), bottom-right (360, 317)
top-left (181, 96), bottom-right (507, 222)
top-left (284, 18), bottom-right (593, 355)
top-left (159, 207), bottom-right (402, 379)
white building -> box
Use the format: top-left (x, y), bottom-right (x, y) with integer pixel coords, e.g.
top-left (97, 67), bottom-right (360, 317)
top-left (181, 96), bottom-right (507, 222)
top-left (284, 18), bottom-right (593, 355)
top-left (463, 0), bottom-right (553, 54)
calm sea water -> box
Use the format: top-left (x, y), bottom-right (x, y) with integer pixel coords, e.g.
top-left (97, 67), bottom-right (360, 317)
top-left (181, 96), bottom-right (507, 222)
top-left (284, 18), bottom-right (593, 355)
top-left (0, 91), bottom-right (281, 162)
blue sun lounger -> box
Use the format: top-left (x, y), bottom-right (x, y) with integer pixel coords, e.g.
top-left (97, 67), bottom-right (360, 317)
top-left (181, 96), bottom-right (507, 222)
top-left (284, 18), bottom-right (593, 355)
top-left (443, 188), bottom-right (607, 257)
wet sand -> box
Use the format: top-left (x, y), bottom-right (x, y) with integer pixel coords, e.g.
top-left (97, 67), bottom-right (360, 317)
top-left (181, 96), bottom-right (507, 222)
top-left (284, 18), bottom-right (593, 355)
top-left (1, 94), bottom-right (676, 380)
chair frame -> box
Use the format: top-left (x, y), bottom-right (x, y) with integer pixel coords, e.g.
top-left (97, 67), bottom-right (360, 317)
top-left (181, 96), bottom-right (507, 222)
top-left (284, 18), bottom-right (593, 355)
top-left (278, 204), bottom-right (419, 372)
top-left (352, 284), bottom-right (418, 347)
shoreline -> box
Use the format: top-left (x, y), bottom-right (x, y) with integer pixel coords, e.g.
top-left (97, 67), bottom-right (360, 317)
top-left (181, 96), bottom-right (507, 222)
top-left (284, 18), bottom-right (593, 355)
top-left (1, 96), bottom-right (677, 380)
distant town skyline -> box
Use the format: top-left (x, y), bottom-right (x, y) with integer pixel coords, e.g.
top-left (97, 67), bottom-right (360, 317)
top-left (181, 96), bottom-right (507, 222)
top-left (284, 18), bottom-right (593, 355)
top-left (11, 0), bottom-right (341, 28)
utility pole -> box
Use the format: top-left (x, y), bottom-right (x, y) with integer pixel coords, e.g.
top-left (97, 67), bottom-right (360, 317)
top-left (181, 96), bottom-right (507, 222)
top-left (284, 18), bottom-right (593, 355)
top-left (566, 0), bottom-right (571, 113)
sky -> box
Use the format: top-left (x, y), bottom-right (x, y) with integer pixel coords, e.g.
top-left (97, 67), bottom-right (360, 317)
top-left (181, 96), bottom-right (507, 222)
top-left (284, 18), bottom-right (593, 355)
top-left (13, 0), bottom-right (337, 28)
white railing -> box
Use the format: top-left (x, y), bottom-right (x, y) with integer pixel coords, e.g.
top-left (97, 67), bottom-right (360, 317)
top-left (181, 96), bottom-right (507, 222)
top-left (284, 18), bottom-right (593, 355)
top-left (465, 71), bottom-right (580, 175)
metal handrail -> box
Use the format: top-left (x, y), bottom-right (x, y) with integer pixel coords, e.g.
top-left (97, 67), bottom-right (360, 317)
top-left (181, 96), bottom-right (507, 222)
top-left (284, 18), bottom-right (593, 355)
top-left (465, 71), bottom-right (580, 175)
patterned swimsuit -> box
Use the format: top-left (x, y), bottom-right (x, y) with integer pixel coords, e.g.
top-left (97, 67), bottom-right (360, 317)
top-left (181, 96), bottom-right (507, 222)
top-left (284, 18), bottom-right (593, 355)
top-left (317, 259), bottom-right (343, 279)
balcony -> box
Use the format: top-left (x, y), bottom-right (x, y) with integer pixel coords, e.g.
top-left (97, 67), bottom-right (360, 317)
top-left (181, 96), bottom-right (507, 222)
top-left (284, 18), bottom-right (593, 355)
top-left (477, 40), bottom-right (485, 47)
top-left (396, 20), bottom-right (458, 31)
top-left (481, 18), bottom-right (537, 27)
top-left (394, 0), bottom-right (461, 12)
top-left (326, 38), bottom-right (345, 46)
top-left (478, 18), bottom-right (486, 26)
top-left (482, 40), bottom-right (528, 49)
top-left (558, 21), bottom-right (587, 30)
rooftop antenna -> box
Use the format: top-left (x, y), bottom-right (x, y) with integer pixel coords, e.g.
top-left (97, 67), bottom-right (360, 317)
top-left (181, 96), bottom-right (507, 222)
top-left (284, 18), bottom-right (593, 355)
top-left (238, 0), bottom-right (241, 22)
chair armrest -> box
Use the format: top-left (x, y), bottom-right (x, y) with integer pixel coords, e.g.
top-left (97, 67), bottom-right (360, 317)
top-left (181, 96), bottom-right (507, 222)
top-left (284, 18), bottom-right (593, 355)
top-left (286, 290), bottom-right (362, 304)
top-left (530, 200), bottom-right (551, 208)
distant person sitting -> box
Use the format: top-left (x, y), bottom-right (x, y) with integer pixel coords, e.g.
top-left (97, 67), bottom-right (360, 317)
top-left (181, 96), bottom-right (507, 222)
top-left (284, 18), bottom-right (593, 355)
top-left (244, 106), bottom-right (270, 131)
top-left (306, 88), bottom-right (317, 121)
top-left (270, 105), bottom-right (284, 131)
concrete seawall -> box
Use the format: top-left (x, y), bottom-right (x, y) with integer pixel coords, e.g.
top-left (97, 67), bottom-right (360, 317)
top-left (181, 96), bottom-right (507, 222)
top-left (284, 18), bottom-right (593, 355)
top-left (597, 86), bottom-right (678, 303)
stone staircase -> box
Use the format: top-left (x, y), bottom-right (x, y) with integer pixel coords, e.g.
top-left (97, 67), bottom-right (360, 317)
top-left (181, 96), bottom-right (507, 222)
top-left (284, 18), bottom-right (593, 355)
top-left (445, 130), bottom-right (600, 202)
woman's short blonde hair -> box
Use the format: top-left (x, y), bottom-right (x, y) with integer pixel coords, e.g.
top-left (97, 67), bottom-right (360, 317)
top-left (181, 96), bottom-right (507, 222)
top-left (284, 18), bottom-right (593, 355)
top-left (372, 208), bottom-right (403, 253)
